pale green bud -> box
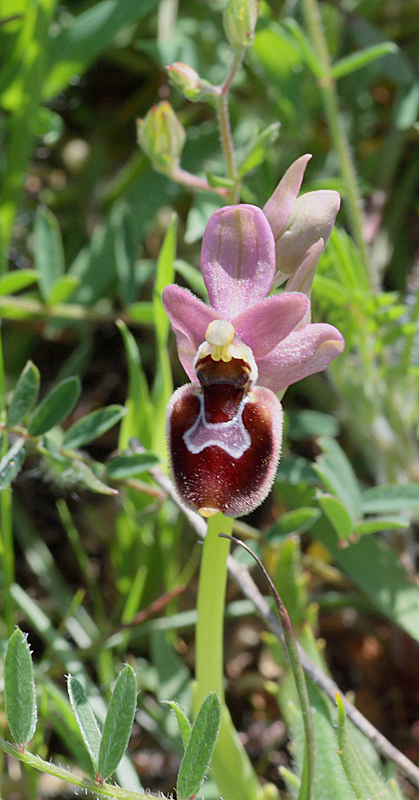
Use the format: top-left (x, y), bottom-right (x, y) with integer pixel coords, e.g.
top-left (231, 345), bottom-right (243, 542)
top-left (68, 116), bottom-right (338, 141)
top-left (167, 62), bottom-right (211, 102)
top-left (223, 0), bottom-right (259, 49)
top-left (137, 102), bottom-right (185, 174)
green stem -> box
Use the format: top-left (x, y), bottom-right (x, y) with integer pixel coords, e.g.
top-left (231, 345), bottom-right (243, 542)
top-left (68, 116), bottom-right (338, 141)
top-left (0, 324), bottom-right (14, 634)
top-left (195, 513), bottom-right (267, 800)
top-left (220, 536), bottom-right (315, 800)
top-left (0, 738), bottom-right (154, 800)
top-left (214, 50), bottom-right (244, 203)
top-left (302, 0), bottom-right (372, 286)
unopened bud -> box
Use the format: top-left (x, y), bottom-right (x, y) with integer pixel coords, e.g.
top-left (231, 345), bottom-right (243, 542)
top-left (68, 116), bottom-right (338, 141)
top-left (224, 0), bottom-right (259, 50)
top-left (167, 62), bottom-right (210, 102)
top-left (137, 101), bottom-right (185, 174)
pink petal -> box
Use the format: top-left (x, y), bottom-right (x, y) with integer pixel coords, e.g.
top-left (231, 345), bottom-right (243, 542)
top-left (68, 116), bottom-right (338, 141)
top-left (201, 204), bottom-right (276, 319)
top-left (162, 285), bottom-right (220, 380)
top-left (263, 154), bottom-right (312, 241)
top-left (233, 292), bottom-right (309, 358)
top-left (273, 190), bottom-right (340, 275)
top-left (256, 323), bottom-right (345, 392)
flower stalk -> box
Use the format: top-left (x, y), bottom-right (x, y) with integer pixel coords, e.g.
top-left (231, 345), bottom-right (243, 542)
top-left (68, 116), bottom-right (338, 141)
top-left (195, 513), bottom-right (268, 800)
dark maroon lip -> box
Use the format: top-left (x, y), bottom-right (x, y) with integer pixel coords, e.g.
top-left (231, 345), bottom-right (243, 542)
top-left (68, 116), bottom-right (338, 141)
top-left (195, 354), bottom-right (251, 389)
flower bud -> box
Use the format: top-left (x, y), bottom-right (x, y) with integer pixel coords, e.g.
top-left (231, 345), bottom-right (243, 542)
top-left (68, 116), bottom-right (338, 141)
top-left (167, 62), bottom-right (210, 102)
top-left (223, 0), bottom-right (259, 50)
top-left (273, 190), bottom-right (340, 276)
top-left (137, 101), bottom-right (185, 174)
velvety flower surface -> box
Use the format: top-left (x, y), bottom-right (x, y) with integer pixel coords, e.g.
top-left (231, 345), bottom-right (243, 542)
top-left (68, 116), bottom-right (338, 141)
top-left (162, 157), bottom-right (344, 518)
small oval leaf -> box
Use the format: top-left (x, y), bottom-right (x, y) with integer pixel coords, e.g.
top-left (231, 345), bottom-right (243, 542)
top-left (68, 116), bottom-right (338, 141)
top-left (67, 675), bottom-right (101, 771)
top-left (0, 270), bottom-right (39, 296)
top-left (0, 438), bottom-right (27, 489)
top-left (104, 451), bottom-right (159, 480)
top-left (177, 691), bottom-right (221, 800)
top-left (63, 405), bottom-right (127, 449)
top-left (34, 206), bottom-right (65, 300)
top-left (46, 274), bottom-right (79, 306)
top-left (5, 628), bottom-right (37, 746)
top-left (28, 377), bottom-right (81, 436)
top-left (7, 361), bottom-right (40, 427)
top-left (98, 664), bottom-right (137, 781)
top-left (163, 701), bottom-right (191, 749)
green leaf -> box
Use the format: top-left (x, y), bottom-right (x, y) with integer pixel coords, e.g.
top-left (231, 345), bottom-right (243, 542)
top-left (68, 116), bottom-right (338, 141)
top-left (332, 42), bottom-right (398, 81)
top-left (312, 517), bottom-right (419, 644)
top-left (275, 456), bottom-right (318, 486)
top-left (33, 206), bottom-right (65, 300)
top-left (69, 460), bottom-right (118, 496)
top-left (266, 508), bottom-right (321, 540)
top-left (28, 377), bottom-right (81, 436)
top-left (205, 172), bottom-right (236, 189)
top-left (0, 438), bottom-right (27, 489)
top-left (114, 202), bottom-right (136, 306)
top-left (7, 361), bottom-right (40, 427)
top-left (177, 692), bottom-right (221, 800)
top-left (335, 693), bottom-right (393, 800)
top-left (5, 628), bottom-right (37, 746)
top-left (104, 451), bottom-right (159, 480)
top-left (287, 410), bottom-right (340, 441)
top-left (316, 494), bottom-right (354, 541)
top-left (164, 701), bottom-right (192, 749)
top-left (67, 675), bottom-right (101, 771)
top-left (98, 665), bottom-right (137, 781)
top-left (46, 275), bottom-right (79, 306)
top-left (238, 122), bottom-right (281, 178)
top-left (0, 269), bottom-right (39, 296)
top-left (354, 516), bottom-right (409, 536)
top-left (117, 320), bottom-right (153, 449)
top-left (62, 406), bottom-right (127, 450)
top-left (153, 213), bottom-right (177, 348)
top-left (174, 259), bottom-right (207, 298)
top-left (314, 437), bottom-right (362, 520)
top-left (361, 484), bottom-right (419, 515)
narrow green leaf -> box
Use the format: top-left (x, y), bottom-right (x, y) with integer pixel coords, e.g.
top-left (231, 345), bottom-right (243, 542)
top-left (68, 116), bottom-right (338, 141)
top-left (5, 628), bottom-right (37, 746)
top-left (266, 508), bottom-right (321, 540)
top-left (7, 361), bottom-right (40, 427)
top-left (354, 516), bottom-right (409, 536)
top-left (238, 122), bottom-right (281, 178)
top-left (332, 42), bottom-right (398, 81)
top-left (67, 675), bottom-right (101, 771)
top-left (287, 410), bottom-right (339, 441)
top-left (114, 202), bottom-right (137, 306)
top-left (361, 483), bottom-right (419, 515)
top-left (153, 213), bottom-right (177, 348)
top-left (104, 451), bottom-right (159, 480)
top-left (336, 693), bottom-right (393, 800)
top-left (206, 172), bottom-right (236, 188)
top-left (164, 701), bottom-right (192, 749)
top-left (33, 206), bottom-right (65, 300)
top-left (69, 460), bottom-right (118, 496)
top-left (0, 270), bottom-right (39, 296)
top-left (28, 377), bottom-right (81, 436)
top-left (0, 438), bottom-right (27, 489)
top-left (98, 665), bottom-right (137, 781)
top-left (312, 517), bottom-right (419, 644)
top-left (314, 437), bottom-right (362, 520)
top-left (46, 275), bottom-right (79, 306)
top-left (282, 18), bottom-right (322, 78)
top-left (117, 320), bottom-right (152, 449)
top-left (316, 494), bottom-right (354, 540)
top-left (62, 406), bottom-right (127, 449)
top-left (177, 691), bottom-right (221, 800)
top-left (174, 259), bottom-right (207, 298)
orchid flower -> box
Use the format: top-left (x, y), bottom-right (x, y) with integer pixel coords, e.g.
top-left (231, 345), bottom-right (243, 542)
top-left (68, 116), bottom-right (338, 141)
top-left (162, 156), bottom-right (344, 518)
